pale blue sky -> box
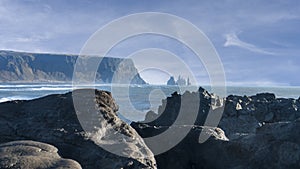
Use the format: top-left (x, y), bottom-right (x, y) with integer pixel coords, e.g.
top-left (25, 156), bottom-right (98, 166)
top-left (0, 0), bottom-right (299, 86)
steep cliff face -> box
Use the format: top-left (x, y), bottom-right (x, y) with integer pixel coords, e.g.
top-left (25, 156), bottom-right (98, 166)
top-left (0, 50), bottom-right (146, 84)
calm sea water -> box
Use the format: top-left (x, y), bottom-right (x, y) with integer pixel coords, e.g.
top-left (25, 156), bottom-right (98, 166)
top-left (1, 83), bottom-right (300, 121)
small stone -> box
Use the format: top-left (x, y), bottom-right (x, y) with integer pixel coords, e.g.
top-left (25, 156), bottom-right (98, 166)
top-left (236, 102), bottom-right (242, 110)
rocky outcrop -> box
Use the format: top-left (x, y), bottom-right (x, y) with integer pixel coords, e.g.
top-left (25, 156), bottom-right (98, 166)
top-left (132, 87), bottom-right (300, 169)
top-left (0, 140), bottom-right (82, 169)
top-left (166, 76), bottom-right (176, 85)
top-left (136, 88), bottom-right (300, 139)
top-left (0, 50), bottom-right (146, 84)
top-left (222, 92), bottom-right (300, 138)
top-left (133, 87), bottom-right (220, 127)
top-left (0, 89), bottom-right (156, 169)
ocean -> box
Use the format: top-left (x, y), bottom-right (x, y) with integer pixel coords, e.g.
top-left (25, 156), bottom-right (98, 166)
top-left (1, 83), bottom-right (300, 121)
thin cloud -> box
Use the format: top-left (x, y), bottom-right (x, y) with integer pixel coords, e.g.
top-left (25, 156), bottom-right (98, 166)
top-left (224, 32), bottom-right (276, 55)
top-left (14, 35), bottom-right (50, 43)
top-left (226, 80), bottom-right (290, 87)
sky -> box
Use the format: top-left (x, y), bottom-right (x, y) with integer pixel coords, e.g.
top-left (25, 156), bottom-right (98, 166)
top-left (0, 0), bottom-right (299, 86)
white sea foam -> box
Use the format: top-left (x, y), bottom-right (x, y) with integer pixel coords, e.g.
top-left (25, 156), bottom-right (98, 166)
top-left (0, 87), bottom-right (71, 92)
top-left (0, 96), bottom-right (34, 103)
top-left (30, 87), bottom-right (73, 91)
top-left (0, 84), bottom-right (72, 88)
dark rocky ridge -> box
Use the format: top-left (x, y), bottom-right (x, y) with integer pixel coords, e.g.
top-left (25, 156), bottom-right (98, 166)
top-left (132, 87), bottom-right (300, 169)
top-left (0, 50), bottom-right (146, 84)
top-left (0, 89), bottom-right (156, 169)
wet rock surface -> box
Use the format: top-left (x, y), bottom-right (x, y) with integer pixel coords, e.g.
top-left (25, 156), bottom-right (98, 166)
top-left (0, 89), bottom-right (156, 169)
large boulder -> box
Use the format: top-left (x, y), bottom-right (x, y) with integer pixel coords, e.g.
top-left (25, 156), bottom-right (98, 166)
top-left (139, 87), bottom-right (213, 127)
top-left (0, 89), bottom-right (156, 169)
top-left (0, 140), bottom-right (81, 169)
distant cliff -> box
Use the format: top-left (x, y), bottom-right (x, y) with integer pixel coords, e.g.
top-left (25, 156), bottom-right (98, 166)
top-left (0, 50), bottom-right (146, 84)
